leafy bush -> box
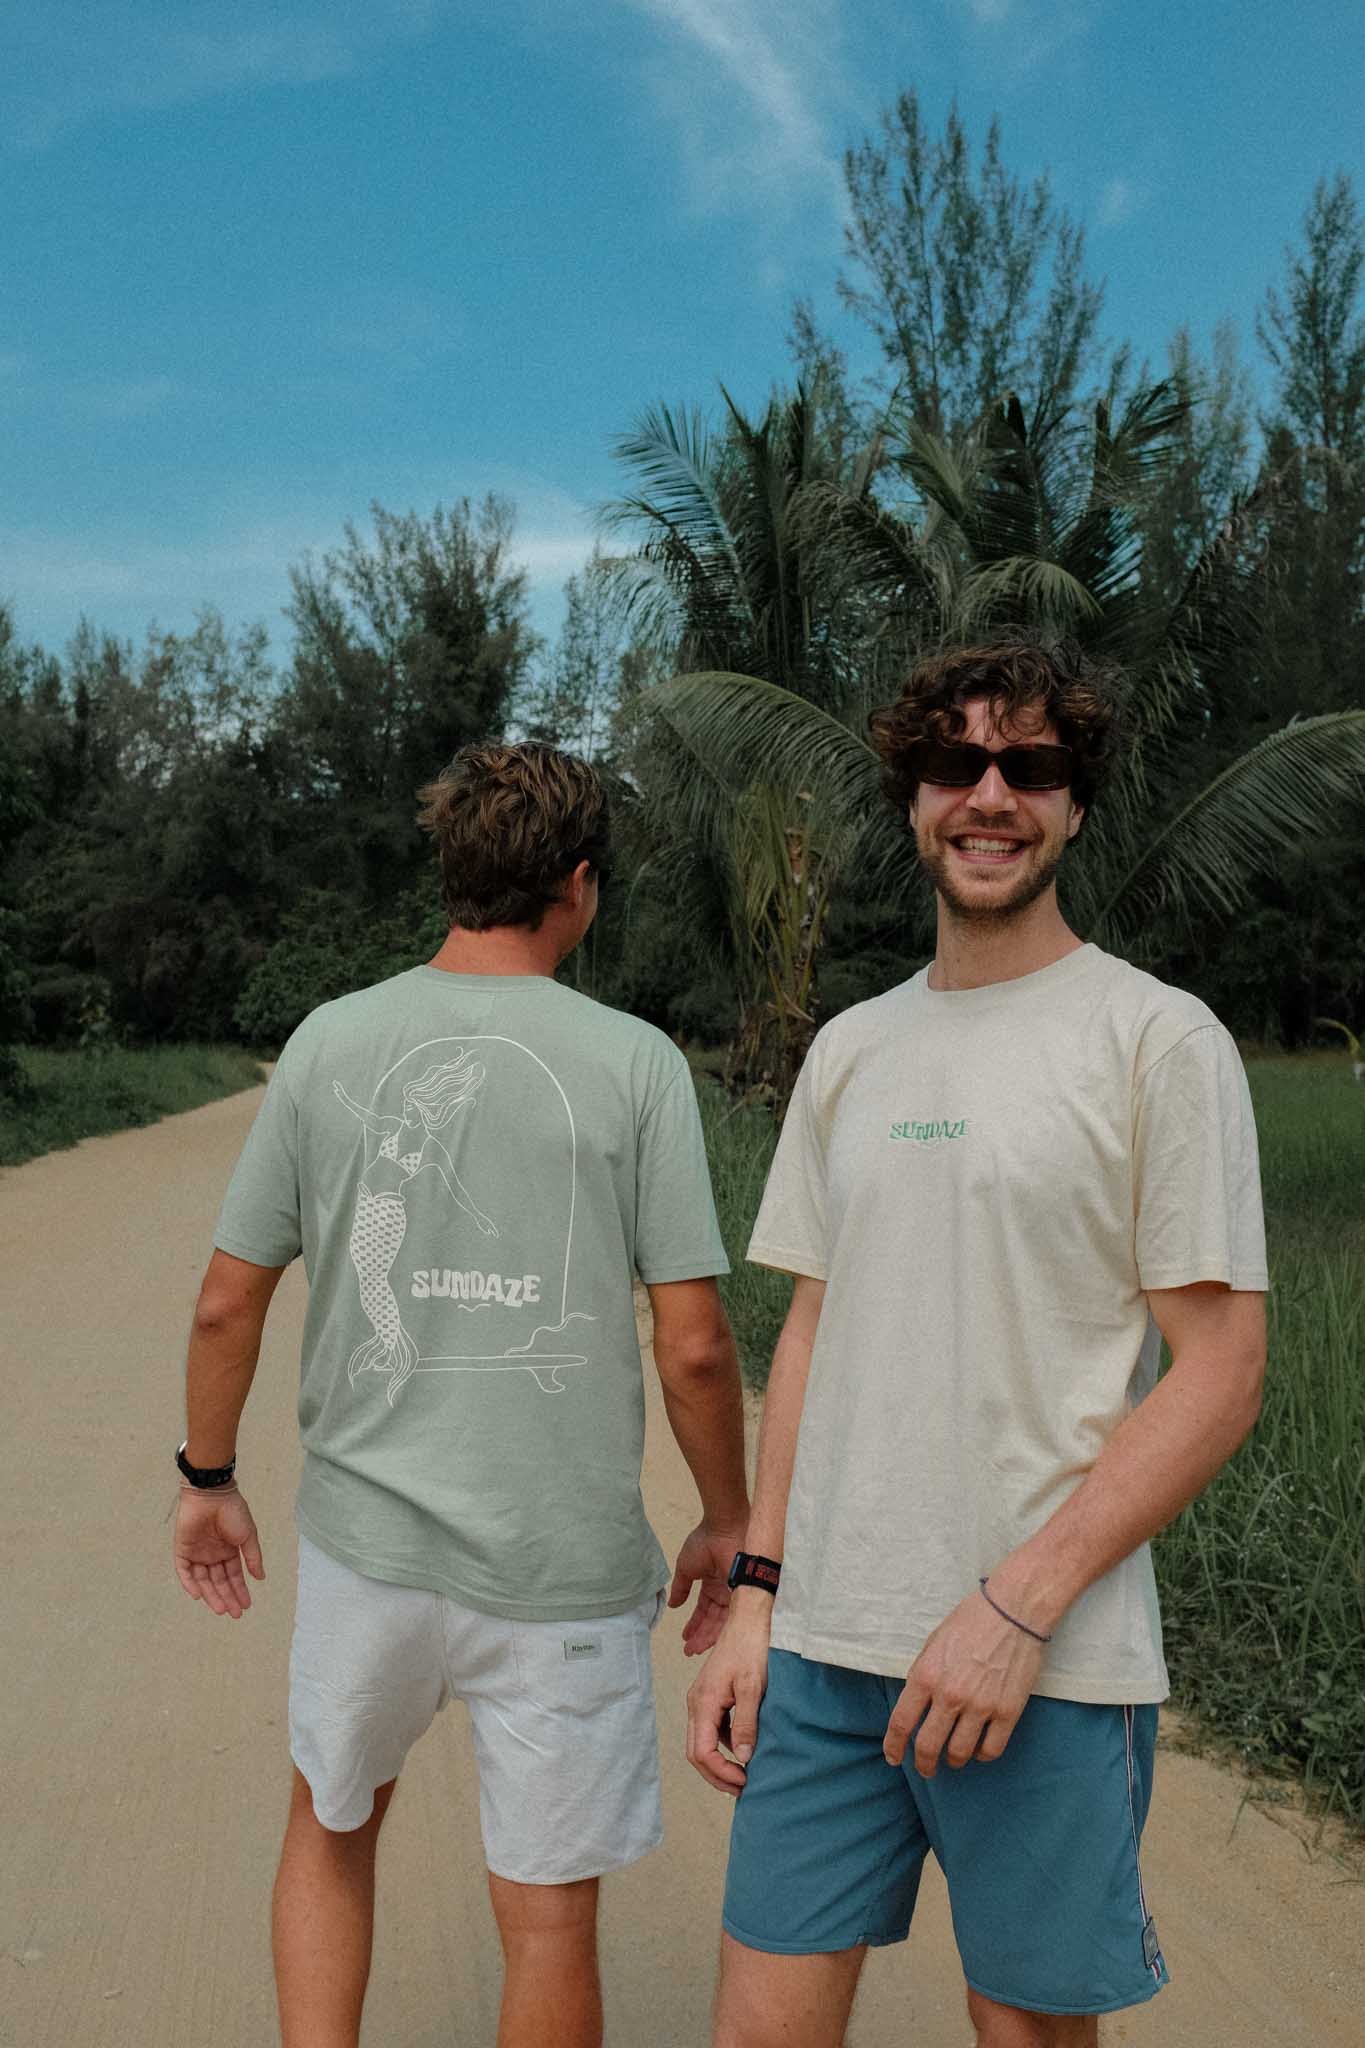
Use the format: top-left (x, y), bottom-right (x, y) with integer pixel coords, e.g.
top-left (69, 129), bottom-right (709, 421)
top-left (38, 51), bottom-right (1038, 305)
top-left (27, 966), bottom-right (110, 1043)
top-left (234, 887), bottom-right (446, 1046)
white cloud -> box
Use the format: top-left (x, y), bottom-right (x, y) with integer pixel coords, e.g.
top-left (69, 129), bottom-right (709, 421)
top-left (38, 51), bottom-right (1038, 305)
top-left (0, 364), bottom-right (188, 422)
top-left (1097, 176), bottom-right (1145, 228)
top-left (72, 376), bottom-right (189, 421)
top-left (4, 3), bottom-right (436, 151)
top-left (616, 0), bottom-right (847, 229)
top-left (943, 0), bottom-right (1099, 74)
top-left (0, 478), bottom-right (596, 658)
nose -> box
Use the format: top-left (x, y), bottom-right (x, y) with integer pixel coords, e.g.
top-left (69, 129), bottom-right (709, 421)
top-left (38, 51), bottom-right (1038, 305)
top-left (967, 760), bottom-right (1017, 810)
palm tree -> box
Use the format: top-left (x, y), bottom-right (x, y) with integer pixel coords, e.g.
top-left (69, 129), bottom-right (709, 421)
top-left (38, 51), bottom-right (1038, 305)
top-left (624, 382), bottom-right (1365, 1097)
top-left (607, 382), bottom-right (888, 1090)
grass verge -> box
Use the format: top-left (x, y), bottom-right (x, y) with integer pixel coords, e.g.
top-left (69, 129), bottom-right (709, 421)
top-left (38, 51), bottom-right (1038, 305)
top-left (0, 1044), bottom-right (266, 1169)
top-left (698, 1052), bottom-right (1365, 1828)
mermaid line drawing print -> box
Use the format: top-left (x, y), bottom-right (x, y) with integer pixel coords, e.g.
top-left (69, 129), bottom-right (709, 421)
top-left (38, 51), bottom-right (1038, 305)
top-left (334, 1048), bottom-right (497, 1404)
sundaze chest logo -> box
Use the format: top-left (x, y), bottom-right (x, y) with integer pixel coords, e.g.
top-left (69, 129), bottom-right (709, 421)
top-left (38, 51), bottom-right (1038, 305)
top-left (411, 1269), bottom-right (542, 1306)
top-left (888, 1116), bottom-right (968, 1146)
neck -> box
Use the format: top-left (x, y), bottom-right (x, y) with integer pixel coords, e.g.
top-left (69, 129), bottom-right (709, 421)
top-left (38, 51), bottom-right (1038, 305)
top-left (927, 888), bottom-right (1083, 991)
top-left (428, 920), bottom-right (572, 979)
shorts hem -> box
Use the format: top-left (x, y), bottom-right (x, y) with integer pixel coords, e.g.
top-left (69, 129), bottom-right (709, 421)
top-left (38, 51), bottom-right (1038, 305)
top-left (721, 1914), bottom-right (908, 1956)
top-left (962, 1967), bottom-right (1168, 2018)
top-left (487, 1826), bottom-right (664, 1888)
top-left (290, 1756), bottom-right (378, 1835)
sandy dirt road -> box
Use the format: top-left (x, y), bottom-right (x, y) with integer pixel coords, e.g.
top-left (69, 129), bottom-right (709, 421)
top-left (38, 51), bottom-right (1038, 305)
top-left (2, 1082), bottom-right (1362, 2047)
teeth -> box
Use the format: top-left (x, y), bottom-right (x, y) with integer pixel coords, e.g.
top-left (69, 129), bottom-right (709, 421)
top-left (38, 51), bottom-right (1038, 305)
top-left (957, 837), bottom-right (1021, 854)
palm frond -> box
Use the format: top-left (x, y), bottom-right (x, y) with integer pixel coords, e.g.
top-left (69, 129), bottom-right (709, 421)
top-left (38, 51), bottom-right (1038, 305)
top-left (892, 417), bottom-right (985, 532)
top-left (1122, 476), bottom-right (1276, 749)
top-left (642, 669), bottom-right (921, 896)
top-left (1089, 711), bottom-right (1365, 942)
top-left (605, 402), bottom-right (751, 621)
top-left (957, 555), bottom-right (1103, 629)
top-left (793, 480), bottom-right (940, 616)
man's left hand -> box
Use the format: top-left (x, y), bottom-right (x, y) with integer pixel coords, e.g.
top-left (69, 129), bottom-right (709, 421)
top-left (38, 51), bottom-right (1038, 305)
top-left (173, 1486), bottom-right (265, 1621)
top-left (668, 1522), bottom-right (747, 1657)
top-left (883, 1585), bottom-right (1046, 1777)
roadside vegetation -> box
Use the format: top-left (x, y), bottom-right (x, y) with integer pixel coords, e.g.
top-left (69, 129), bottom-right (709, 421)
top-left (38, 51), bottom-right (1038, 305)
top-left (0, 1044), bottom-right (264, 1169)
top-left (702, 1052), bottom-right (1365, 1830)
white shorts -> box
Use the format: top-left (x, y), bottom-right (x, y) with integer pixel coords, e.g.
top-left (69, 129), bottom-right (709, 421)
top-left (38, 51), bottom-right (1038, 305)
top-left (288, 1535), bottom-right (664, 1885)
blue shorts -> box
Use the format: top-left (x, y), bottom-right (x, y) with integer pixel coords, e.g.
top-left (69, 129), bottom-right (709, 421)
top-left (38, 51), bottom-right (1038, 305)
top-left (723, 1650), bottom-right (1168, 2018)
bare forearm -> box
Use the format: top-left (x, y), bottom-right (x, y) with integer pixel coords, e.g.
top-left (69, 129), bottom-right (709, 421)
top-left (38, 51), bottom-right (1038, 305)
top-left (183, 1251), bottom-right (286, 1467)
top-left (185, 1319), bottom-right (266, 1466)
top-left (744, 1277), bottom-right (823, 1558)
top-left (656, 1345), bottom-right (749, 1528)
top-left (992, 1330), bottom-right (1263, 1633)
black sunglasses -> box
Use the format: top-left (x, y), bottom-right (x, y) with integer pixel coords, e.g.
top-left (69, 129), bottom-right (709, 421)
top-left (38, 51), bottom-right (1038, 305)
top-left (907, 739), bottom-right (1074, 792)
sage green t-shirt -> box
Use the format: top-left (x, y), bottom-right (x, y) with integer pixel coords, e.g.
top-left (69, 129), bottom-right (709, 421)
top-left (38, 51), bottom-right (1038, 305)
top-left (748, 944), bottom-right (1267, 1704)
top-left (214, 967), bottom-right (728, 1620)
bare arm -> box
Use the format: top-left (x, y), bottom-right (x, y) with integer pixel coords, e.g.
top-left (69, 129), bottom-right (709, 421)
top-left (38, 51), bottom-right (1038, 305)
top-left (988, 1284), bottom-right (1265, 1630)
top-left (647, 1276), bottom-right (750, 1656)
top-left (885, 1282), bottom-right (1266, 1776)
top-left (173, 1249), bottom-right (287, 1620)
top-left (686, 1273), bottom-right (826, 1792)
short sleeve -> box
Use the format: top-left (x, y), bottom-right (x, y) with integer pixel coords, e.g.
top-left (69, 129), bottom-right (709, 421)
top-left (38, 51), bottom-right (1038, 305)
top-left (1133, 1025), bottom-right (1267, 1292)
top-left (633, 1065), bottom-right (729, 1283)
top-left (746, 1038), bottom-right (829, 1279)
top-left (213, 1061), bottom-right (303, 1267)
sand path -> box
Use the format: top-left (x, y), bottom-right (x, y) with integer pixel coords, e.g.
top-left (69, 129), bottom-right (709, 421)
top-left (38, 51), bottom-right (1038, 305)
top-left (1, 1083), bottom-right (1361, 2046)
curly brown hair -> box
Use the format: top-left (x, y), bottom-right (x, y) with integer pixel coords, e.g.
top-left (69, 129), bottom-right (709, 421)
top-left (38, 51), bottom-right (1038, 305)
top-left (416, 742), bottom-right (612, 931)
top-left (868, 633), bottom-right (1125, 826)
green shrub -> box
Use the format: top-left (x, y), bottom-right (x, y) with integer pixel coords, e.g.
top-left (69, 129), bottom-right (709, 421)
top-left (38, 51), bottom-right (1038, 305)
top-left (234, 887), bottom-right (446, 1046)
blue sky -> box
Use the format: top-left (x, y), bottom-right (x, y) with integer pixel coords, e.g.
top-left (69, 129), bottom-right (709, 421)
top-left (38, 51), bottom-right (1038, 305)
top-left (3, 0), bottom-right (1363, 666)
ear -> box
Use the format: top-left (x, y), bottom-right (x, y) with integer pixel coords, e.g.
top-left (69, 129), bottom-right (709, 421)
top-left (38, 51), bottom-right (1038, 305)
top-left (566, 858), bottom-right (593, 906)
top-left (1066, 802), bottom-right (1084, 841)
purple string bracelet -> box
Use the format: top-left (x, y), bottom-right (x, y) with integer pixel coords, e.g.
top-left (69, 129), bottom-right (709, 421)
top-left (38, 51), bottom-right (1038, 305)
top-left (978, 1578), bottom-right (1053, 1644)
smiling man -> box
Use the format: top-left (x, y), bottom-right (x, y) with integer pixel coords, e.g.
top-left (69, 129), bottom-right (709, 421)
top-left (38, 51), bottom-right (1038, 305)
top-left (688, 636), bottom-right (1268, 2048)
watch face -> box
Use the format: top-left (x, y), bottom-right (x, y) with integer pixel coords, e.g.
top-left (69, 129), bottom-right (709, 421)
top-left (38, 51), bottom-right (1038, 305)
top-left (728, 1553), bottom-right (780, 1593)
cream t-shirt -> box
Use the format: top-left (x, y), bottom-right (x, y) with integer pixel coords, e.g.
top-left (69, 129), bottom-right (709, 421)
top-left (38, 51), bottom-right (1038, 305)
top-left (747, 944), bottom-right (1267, 1703)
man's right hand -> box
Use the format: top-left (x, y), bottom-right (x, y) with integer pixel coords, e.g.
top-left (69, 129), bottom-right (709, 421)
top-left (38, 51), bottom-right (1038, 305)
top-left (685, 1588), bottom-right (773, 1795)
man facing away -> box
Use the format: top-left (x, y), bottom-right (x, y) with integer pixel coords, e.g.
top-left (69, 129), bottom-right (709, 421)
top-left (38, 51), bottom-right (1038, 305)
top-left (690, 637), bottom-right (1268, 2048)
top-left (172, 742), bottom-right (749, 2048)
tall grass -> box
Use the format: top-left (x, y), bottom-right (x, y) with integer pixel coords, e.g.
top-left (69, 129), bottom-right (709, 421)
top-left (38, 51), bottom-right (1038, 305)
top-left (0, 1044), bottom-right (265, 1168)
top-left (698, 1052), bottom-right (1365, 1824)
top-left (696, 1078), bottom-right (790, 1392)
top-left (1156, 1054), bottom-right (1365, 1819)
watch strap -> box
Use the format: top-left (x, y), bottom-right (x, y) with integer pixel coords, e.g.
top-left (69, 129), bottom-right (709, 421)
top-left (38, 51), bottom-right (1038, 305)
top-left (727, 1551), bottom-right (782, 1595)
top-left (175, 1441), bottom-right (237, 1489)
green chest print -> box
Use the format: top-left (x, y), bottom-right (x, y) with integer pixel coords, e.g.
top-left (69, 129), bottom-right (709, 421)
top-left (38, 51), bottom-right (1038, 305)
top-left (888, 1116), bottom-right (969, 1145)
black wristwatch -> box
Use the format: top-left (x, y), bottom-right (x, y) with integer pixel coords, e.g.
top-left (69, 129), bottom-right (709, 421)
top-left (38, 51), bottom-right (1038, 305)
top-left (728, 1551), bottom-right (782, 1595)
top-left (175, 1441), bottom-right (237, 1489)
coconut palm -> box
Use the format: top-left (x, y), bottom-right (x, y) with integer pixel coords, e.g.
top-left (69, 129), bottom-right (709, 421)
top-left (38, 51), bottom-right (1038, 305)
top-left (625, 382), bottom-right (1365, 1096)
top-left (608, 382), bottom-right (890, 1087)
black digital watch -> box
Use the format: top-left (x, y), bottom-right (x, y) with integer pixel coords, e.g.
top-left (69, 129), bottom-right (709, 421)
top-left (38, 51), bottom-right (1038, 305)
top-left (175, 1441), bottom-right (237, 1489)
top-left (727, 1551), bottom-right (782, 1595)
